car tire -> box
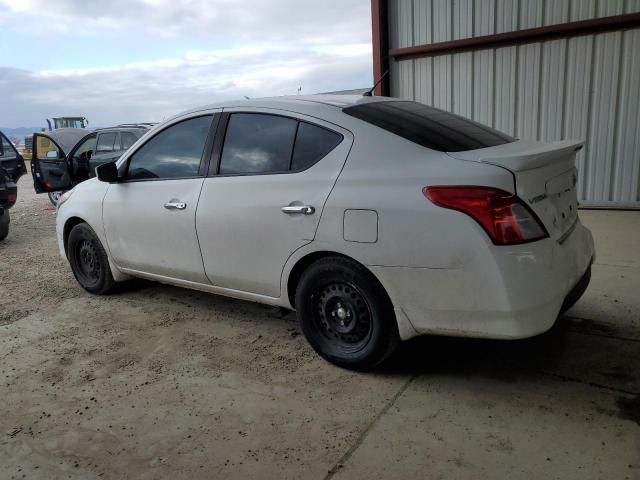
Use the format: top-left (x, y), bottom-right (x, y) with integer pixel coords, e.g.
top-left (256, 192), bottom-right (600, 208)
top-left (295, 256), bottom-right (399, 370)
top-left (67, 223), bottom-right (115, 294)
top-left (48, 191), bottom-right (65, 206)
top-left (0, 210), bottom-right (9, 241)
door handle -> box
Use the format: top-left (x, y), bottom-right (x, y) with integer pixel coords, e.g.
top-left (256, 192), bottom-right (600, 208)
top-left (281, 205), bottom-right (315, 215)
top-left (164, 201), bottom-right (187, 210)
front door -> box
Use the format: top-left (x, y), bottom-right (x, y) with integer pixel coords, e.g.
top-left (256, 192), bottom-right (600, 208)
top-left (103, 114), bottom-right (217, 283)
top-left (30, 133), bottom-right (73, 193)
top-left (196, 110), bottom-right (352, 297)
top-left (0, 132), bottom-right (26, 182)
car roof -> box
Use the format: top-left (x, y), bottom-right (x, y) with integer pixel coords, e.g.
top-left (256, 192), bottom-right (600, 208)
top-left (38, 128), bottom-right (88, 154)
top-left (95, 124), bottom-right (155, 134)
top-left (174, 94), bottom-right (394, 120)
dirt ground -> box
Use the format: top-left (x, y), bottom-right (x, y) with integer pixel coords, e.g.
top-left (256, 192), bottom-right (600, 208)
top-left (1, 174), bottom-right (639, 480)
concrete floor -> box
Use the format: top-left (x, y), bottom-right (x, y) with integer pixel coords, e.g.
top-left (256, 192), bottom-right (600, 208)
top-left (0, 178), bottom-right (638, 479)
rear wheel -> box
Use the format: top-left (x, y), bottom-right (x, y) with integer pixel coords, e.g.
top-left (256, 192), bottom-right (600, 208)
top-left (48, 191), bottom-right (65, 206)
top-left (67, 223), bottom-right (115, 294)
top-left (295, 257), bottom-right (399, 370)
top-left (0, 210), bottom-right (9, 241)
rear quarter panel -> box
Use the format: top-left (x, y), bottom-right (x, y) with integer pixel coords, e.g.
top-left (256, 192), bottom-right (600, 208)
top-left (312, 119), bottom-right (516, 269)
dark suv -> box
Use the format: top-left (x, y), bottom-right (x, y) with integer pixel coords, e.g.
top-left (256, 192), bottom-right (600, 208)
top-left (31, 124), bottom-right (154, 205)
top-left (0, 131), bottom-right (27, 240)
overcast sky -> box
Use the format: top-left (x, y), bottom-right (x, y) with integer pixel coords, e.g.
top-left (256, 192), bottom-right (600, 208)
top-left (0, 0), bottom-right (372, 128)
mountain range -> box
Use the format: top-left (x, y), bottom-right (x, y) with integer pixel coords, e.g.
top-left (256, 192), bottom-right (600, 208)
top-left (0, 127), bottom-right (44, 138)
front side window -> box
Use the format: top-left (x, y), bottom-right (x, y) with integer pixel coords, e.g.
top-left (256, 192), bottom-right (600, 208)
top-left (219, 114), bottom-right (297, 175)
top-left (96, 133), bottom-right (117, 153)
top-left (127, 115), bottom-right (212, 180)
top-left (121, 132), bottom-right (138, 150)
top-left (343, 101), bottom-right (514, 152)
top-left (74, 136), bottom-right (97, 157)
top-left (35, 135), bottom-right (62, 160)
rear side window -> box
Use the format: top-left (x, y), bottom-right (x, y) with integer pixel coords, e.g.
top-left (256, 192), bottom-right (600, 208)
top-left (219, 113), bottom-right (343, 175)
top-left (291, 123), bottom-right (342, 171)
top-left (343, 101), bottom-right (514, 152)
top-left (96, 132), bottom-right (117, 153)
top-left (220, 114), bottom-right (297, 175)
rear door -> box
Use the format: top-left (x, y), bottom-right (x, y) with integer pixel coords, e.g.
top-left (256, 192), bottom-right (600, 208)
top-left (196, 109), bottom-right (352, 297)
top-left (0, 131), bottom-right (26, 182)
top-left (30, 133), bottom-right (73, 193)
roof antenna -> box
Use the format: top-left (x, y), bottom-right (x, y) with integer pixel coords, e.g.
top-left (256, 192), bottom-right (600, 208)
top-left (363, 69), bottom-right (389, 97)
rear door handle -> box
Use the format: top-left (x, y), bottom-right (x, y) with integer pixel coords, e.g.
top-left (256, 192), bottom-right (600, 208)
top-left (281, 205), bottom-right (315, 215)
top-left (164, 201), bottom-right (187, 210)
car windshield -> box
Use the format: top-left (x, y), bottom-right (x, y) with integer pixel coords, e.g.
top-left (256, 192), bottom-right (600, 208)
top-left (343, 100), bottom-right (515, 152)
top-left (54, 119), bottom-right (84, 129)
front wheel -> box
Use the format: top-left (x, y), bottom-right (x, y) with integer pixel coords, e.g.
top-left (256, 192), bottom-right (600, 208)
top-left (48, 191), bottom-right (66, 206)
top-left (67, 223), bottom-right (115, 294)
top-left (295, 257), bottom-right (399, 370)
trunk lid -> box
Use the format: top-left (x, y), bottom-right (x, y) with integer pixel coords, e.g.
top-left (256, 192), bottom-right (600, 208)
top-left (447, 139), bottom-right (583, 242)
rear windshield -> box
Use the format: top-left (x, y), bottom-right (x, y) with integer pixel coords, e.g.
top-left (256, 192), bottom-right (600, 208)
top-left (343, 101), bottom-right (515, 152)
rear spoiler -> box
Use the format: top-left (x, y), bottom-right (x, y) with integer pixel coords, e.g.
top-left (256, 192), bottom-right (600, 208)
top-left (448, 140), bottom-right (584, 172)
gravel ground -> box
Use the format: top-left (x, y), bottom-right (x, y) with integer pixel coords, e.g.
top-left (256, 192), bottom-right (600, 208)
top-left (0, 174), bottom-right (638, 479)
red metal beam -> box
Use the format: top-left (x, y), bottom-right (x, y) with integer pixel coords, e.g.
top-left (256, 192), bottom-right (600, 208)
top-left (371, 0), bottom-right (389, 96)
top-left (389, 12), bottom-right (640, 60)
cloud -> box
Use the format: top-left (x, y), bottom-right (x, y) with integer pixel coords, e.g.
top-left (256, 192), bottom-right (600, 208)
top-left (0, 45), bottom-right (372, 127)
top-left (0, 1), bottom-right (373, 127)
top-left (0, 0), bottom-right (371, 44)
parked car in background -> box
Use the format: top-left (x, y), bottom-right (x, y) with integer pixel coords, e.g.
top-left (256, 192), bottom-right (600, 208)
top-left (0, 130), bottom-right (27, 240)
top-left (30, 124), bottom-right (153, 205)
top-left (31, 95), bottom-right (594, 370)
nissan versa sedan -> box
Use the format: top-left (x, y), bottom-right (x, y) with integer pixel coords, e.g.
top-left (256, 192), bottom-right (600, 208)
top-left (30, 95), bottom-right (595, 370)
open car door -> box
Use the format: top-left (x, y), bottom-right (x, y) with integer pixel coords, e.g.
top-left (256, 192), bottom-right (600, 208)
top-left (30, 129), bottom-right (86, 193)
top-left (30, 133), bottom-right (72, 193)
top-left (0, 131), bottom-right (27, 182)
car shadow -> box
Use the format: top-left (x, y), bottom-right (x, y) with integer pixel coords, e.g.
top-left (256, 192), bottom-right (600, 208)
top-left (379, 315), bottom-right (640, 424)
top-left (102, 279), bottom-right (640, 424)
top-left (383, 316), bottom-right (637, 381)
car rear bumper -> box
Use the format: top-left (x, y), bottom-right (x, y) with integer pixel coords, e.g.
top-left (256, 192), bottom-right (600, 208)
top-left (370, 220), bottom-right (595, 340)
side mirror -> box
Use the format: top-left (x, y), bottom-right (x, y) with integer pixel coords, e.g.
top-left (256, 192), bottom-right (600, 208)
top-left (96, 162), bottom-right (119, 183)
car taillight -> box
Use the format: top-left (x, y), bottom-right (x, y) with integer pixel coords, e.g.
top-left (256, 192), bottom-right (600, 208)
top-left (423, 186), bottom-right (548, 245)
top-left (8, 193), bottom-right (16, 203)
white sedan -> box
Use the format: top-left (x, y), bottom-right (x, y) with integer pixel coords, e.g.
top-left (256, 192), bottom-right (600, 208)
top-left (31, 95), bottom-right (595, 370)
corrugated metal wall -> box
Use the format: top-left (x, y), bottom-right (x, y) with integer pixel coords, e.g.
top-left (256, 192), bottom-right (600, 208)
top-left (388, 0), bottom-right (640, 207)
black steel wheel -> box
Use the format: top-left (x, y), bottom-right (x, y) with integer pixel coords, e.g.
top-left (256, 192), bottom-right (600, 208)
top-left (296, 256), bottom-right (399, 370)
top-left (314, 281), bottom-right (373, 354)
top-left (67, 223), bottom-right (115, 294)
